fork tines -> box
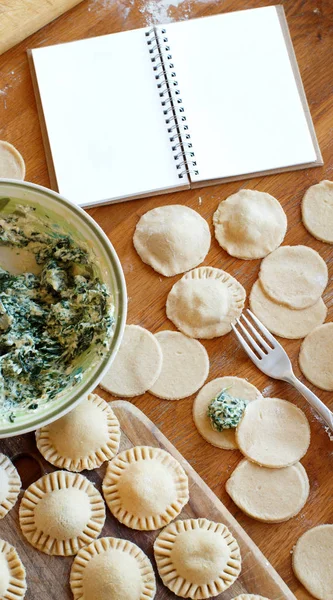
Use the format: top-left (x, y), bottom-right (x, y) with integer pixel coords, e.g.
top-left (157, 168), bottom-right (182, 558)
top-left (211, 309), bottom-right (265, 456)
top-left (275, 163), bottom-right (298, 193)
top-left (232, 309), bottom-right (277, 363)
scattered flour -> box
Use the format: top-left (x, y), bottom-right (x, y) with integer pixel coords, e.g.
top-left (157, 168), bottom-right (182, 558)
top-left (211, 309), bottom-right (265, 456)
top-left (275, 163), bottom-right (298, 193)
top-left (89, 0), bottom-right (218, 25)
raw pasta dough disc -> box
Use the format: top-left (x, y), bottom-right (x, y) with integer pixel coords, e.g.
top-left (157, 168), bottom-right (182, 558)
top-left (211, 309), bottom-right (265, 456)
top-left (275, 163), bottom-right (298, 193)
top-left (166, 266), bottom-right (246, 339)
top-left (100, 324), bottom-right (163, 397)
top-left (36, 393), bottom-right (120, 471)
top-left (193, 377), bottom-right (262, 450)
top-left (154, 518), bottom-right (241, 599)
top-left (213, 190), bottom-right (287, 259)
top-left (259, 245), bottom-right (328, 309)
top-left (0, 141), bottom-right (25, 179)
top-left (226, 459), bottom-right (309, 522)
top-left (0, 539), bottom-right (27, 600)
top-left (292, 524), bottom-right (333, 600)
top-left (0, 453), bottom-right (21, 519)
top-left (299, 323), bottom-right (333, 390)
top-left (249, 280), bottom-right (327, 339)
top-left (149, 331), bottom-right (209, 400)
top-left (133, 205), bottom-right (211, 276)
top-left (236, 398), bottom-right (310, 468)
top-left (302, 180), bottom-right (333, 244)
top-left (70, 537), bottom-right (156, 600)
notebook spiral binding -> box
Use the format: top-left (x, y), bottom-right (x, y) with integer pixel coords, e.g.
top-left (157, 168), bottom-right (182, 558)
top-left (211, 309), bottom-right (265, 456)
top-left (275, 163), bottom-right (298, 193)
top-left (145, 27), bottom-right (198, 179)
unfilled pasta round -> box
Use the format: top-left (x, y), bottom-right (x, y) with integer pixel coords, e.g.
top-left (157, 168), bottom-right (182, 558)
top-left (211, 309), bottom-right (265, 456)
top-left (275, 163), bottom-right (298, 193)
top-left (0, 140), bottom-right (25, 179)
top-left (149, 331), bottom-right (209, 400)
top-left (302, 180), bottom-right (333, 244)
top-left (100, 324), bottom-right (163, 397)
top-left (193, 377), bottom-right (262, 450)
top-left (249, 280), bottom-right (327, 339)
top-left (166, 266), bottom-right (246, 339)
top-left (213, 190), bottom-right (287, 259)
top-left (133, 205), bottom-right (211, 276)
top-left (236, 398), bottom-right (310, 468)
top-left (226, 459), bottom-right (309, 522)
top-left (299, 323), bottom-right (333, 391)
top-left (292, 525), bottom-right (333, 600)
top-left (259, 245), bottom-right (328, 309)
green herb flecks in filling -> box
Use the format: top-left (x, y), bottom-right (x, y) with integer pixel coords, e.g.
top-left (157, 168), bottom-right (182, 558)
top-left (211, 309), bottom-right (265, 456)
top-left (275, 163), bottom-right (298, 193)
top-left (207, 388), bottom-right (247, 431)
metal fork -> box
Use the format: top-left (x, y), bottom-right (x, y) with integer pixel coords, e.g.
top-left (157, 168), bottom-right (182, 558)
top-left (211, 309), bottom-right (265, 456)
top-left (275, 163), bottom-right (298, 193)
top-left (232, 309), bottom-right (333, 432)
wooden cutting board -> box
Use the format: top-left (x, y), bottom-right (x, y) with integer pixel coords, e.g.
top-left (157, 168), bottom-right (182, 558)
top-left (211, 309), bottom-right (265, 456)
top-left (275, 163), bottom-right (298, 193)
top-left (0, 0), bottom-right (84, 56)
top-left (0, 400), bottom-right (296, 600)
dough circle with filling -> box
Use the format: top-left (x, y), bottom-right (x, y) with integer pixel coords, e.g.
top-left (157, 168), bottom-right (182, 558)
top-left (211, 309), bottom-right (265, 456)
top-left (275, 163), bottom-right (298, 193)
top-left (236, 398), bottom-right (310, 468)
top-left (0, 539), bottom-right (27, 600)
top-left (299, 323), bottom-right (333, 391)
top-left (226, 459), bottom-right (310, 522)
top-left (302, 180), bottom-right (333, 244)
top-left (213, 189), bottom-right (287, 259)
top-left (149, 331), bottom-right (209, 400)
top-left (100, 324), bottom-right (163, 397)
top-left (0, 453), bottom-right (21, 519)
top-left (292, 524), bottom-right (333, 600)
top-left (133, 205), bottom-right (211, 276)
top-left (249, 280), bottom-right (327, 339)
top-left (193, 376), bottom-right (262, 450)
top-left (166, 266), bottom-right (246, 339)
top-left (259, 245), bottom-right (328, 309)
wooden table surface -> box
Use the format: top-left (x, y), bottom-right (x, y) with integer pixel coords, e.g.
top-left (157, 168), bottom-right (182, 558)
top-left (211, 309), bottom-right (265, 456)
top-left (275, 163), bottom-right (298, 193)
top-left (0, 1), bottom-right (332, 598)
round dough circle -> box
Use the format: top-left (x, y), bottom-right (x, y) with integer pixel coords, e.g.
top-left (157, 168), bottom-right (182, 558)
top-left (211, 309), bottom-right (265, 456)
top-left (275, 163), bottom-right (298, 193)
top-left (19, 471), bottom-right (105, 555)
top-left (166, 266), bottom-right (246, 339)
top-left (299, 323), bottom-right (333, 391)
top-left (193, 377), bottom-right (262, 450)
top-left (0, 539), bottom-right (27, 600)
top-left (36, 393), bottom-right (121, 471)
top-left (154, 518), bottom-right (241, 599)
top-left (302, 180), bottom-right (333, 244)
top-left (236, 398), bottom-right (310, 468)
top-left (259, 245), bottom-right (328, 309)
top-left (148, 331), bottom-right (209, 400)
top-left (0, 141), bottom-right (25, 179)
top-left (102, 446), bottom-right (189, 531)
top-left (213, 190), bottom-right (287, 259)
top-left (0, 453), bottom-right (21, 519)
top-left (292, 524), bottom-right (333, 600)
top-left (226, 459), bottom-right (309, 522)
top-left (70, 536), bottom-right (156, 600)
top-left (100, 324), bottom-right (163, 397)
top-left (249, 280), bottom-right (327, 339)
top-left (133, 205), bottom-right (211, 276)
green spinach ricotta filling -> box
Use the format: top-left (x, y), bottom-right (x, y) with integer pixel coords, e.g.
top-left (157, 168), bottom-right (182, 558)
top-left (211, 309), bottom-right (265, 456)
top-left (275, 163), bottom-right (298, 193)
top-left (207, 388), bottom-right (247, 431)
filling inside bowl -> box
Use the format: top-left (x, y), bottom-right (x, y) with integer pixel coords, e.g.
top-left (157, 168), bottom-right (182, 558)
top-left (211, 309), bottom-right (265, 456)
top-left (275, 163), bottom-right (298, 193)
top-left (0, 201), bottom-right (115, 422)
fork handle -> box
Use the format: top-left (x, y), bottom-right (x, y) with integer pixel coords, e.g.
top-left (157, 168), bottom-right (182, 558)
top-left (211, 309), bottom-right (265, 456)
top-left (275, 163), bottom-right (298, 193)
top-left (285, 373), bottom-right (333, 432)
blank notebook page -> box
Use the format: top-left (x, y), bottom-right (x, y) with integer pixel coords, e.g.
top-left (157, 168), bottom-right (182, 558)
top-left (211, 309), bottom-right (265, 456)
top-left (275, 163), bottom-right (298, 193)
top-left (31, 29), bottom-right (187, 207)
top-left (163, 6), bottom-right (318, 184)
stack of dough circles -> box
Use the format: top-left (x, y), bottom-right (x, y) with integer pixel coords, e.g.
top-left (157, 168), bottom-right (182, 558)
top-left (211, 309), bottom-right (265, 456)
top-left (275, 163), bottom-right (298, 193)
top-left (193, 376), bottom-right (262, 450)
top-left (19, 470), bottom-right (105, 555)
top-left (36, 393), bottom-right (121, 471)
top-left (302, 180), bottom-right (333, 244)
top-left (259, 245), bottom-right (328, 310)
top-left (0, 539), bottom-right (27, 600)
top-left (0, 140), bottom-right (25, 179)
top-left (226, 459), bottom-right (310, 522)
top-left (102, 446), bottom-right (189, 531)
top-left (70, 537), bottom-right (156, 600)
top-left (292, 524), bottom-right (333, 600)
top-left (133, 204), bottom-right (211, 276)
top-left (100, 324), bottom-right (163, 397)
top-left (213, 190), bottom-right (287, 259)
top-left (299, 323), bottom-right (333, 390)
top-left (154, 518), bottom-right (241, 599)
top-left (0, 454), bottom-right (21, 519)
top-left (166, 266), bottom-right (246, 339)
top-left (148, 331), bottom-right (209, 400)
top-left (236, 398), bottom-right (310, 468)
top-left (249, 280), bottom-right (327, 339)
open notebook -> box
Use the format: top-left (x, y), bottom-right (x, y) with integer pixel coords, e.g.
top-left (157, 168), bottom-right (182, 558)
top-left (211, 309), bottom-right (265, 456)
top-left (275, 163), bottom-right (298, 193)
top-left (29, 5), bottom-right (322, 208)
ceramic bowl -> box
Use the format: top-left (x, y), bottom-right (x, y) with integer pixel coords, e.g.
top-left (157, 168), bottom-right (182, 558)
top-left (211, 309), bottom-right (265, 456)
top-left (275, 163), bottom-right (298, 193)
top-left (0, 180), bottom-right (127, 438)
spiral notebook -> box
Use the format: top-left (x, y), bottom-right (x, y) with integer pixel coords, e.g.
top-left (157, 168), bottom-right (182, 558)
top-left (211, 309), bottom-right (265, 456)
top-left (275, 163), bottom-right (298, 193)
top-left (29, 5), bottom-right (322, 208)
